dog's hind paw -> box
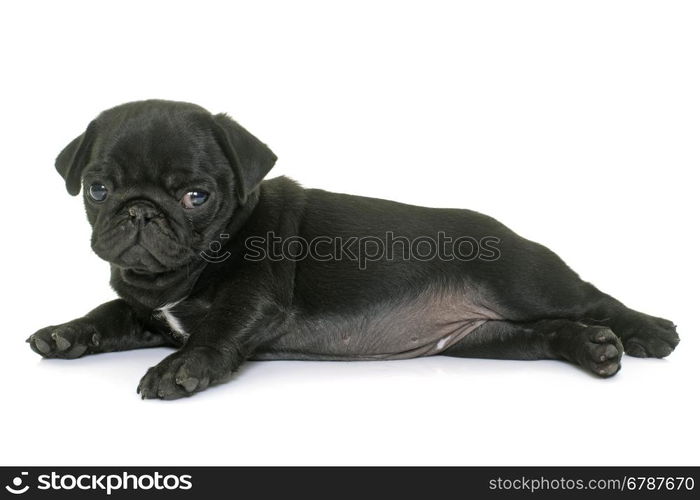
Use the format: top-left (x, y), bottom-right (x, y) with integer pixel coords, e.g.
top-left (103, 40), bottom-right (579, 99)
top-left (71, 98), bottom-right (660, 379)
top-left (619, 315), bottom-right (679, 359)
top-left (578, 327), bottom-right (623, 378)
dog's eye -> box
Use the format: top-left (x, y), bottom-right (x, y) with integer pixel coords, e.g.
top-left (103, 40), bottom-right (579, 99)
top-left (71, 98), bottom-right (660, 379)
top-left (88, 183), bottom-right (108, 202)
top-left (180, 190), bottom-right (209, 209)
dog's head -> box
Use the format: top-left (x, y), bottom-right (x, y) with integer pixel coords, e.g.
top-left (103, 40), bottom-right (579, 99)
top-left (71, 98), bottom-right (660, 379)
top-left (56, 100), bottom-right (276, 279)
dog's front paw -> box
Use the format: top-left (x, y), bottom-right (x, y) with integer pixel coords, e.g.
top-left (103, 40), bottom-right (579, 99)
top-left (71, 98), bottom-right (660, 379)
top-left (137, 347), bottom-right (230, 400)
top-left (620, 316), bottom-right (679, 358)
top-left (27, 319), bottom-right (100, 359)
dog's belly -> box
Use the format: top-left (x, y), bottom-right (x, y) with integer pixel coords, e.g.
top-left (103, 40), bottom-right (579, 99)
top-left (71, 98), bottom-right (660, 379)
top-left (252, 287), bottom-right (501, 361)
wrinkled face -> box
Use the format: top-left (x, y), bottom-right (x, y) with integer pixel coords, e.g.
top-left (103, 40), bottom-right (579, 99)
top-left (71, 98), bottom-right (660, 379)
top-left (56, 100), bottom-right (277, 282)
top-left (83, 116), bottom-right (234, 277)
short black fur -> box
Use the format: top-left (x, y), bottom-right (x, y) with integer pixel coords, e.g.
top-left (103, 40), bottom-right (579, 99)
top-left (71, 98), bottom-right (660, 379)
top-left (28, 100), bottom-right (680, 399)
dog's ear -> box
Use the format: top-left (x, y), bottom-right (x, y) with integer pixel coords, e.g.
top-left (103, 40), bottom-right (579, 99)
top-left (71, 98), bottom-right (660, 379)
top-left (55, 121), bottom-right (97, 196)
top-left (212, 113), bottom-right (277, 204)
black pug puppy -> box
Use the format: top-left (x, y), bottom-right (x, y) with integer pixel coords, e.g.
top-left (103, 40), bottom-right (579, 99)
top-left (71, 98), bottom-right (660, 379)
top-left (28, 100), bottom-right (679, 399)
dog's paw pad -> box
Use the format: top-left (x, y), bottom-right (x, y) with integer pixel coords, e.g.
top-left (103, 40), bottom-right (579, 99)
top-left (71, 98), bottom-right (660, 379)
top-left (137, 347), bottom-right (225, 400)
top-left (33, 337), bottom-right (52, 355)
top-left (52, 332), bottom-right (71, 351)
top-left (582, 327), bottom-right (622, 378)
top-left (28, 322), bottom-right (98, 359)
top-left (598, 344), bottom-right (618, 362)
top-left (176, 376), bottom-right (200, 393)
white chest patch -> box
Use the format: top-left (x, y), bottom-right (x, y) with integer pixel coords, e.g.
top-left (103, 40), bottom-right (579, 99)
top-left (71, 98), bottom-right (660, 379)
top-left (156, 300), bottom-right (189, 341)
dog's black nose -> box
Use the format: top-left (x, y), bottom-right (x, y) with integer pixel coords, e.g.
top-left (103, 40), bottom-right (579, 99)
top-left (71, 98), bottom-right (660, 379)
top-left (127, 202), bottom-right (161, 224)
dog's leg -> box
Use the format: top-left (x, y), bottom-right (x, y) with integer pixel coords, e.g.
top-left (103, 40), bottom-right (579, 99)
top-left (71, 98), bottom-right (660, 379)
top-left (136, 298), bottom-right (288, 400)
top-left (27, 299), bottom-right (171, 358)
top-left (515, 281), bottom-right (679, 359)
top-left (441, 319), bottom-right (623, 377)
top-left (570, 289), bottom-right (679, 359)
top-left (485, 239), bottom-right (679, 358)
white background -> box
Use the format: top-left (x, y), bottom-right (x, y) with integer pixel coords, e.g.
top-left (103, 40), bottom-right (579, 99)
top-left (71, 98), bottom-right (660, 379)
top-left (1, 0), bottom-right (698, 466)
